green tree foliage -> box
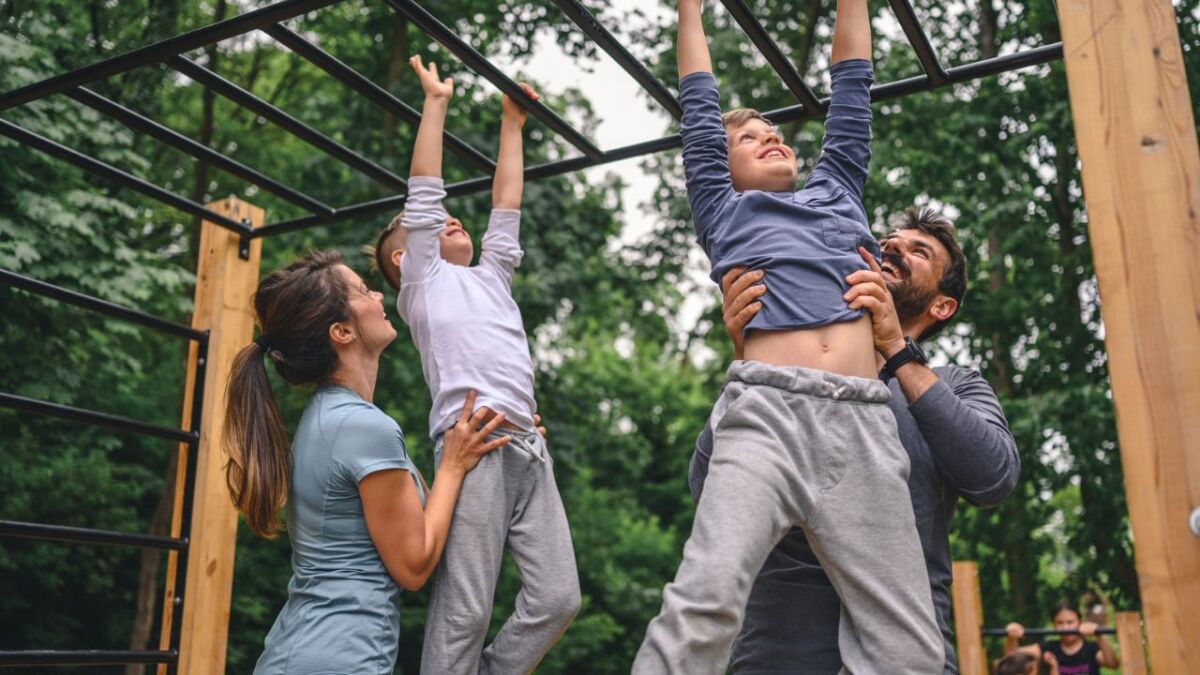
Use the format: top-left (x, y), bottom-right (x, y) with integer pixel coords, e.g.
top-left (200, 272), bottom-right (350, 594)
top-left (2, 0), bottom-right (1199, 673)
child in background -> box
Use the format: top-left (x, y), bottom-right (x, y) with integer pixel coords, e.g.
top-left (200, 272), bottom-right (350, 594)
top-left (371, 56), bottom-right (579, 675)
top-left (633, 1), bottom-right (942, 673)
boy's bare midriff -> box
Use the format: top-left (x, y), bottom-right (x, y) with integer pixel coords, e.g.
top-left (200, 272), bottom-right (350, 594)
top-left (743, 314), bottom-right (876, 379)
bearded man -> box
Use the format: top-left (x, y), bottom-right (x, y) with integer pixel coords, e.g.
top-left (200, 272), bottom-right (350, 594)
top-left (690, 207), bottom-right (1020, 674)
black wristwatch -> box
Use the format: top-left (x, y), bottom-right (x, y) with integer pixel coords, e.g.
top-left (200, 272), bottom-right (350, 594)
top-left (879, 337), bottom-right (927, 381)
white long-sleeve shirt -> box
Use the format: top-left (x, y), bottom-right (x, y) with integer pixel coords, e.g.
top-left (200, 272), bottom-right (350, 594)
top-left (396, 176), bottom-right (536, 437)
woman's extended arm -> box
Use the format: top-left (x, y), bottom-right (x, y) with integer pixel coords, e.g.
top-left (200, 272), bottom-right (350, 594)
top-left (360, 391), bottom-right (510, 591)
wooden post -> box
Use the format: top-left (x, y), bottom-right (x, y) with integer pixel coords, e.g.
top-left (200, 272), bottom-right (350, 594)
top-left (1114, 611), bottom-right (1146, 675)
top-left (952, 561), bottom-right (988, 675)
top-left (1056, 0), bottom-right (1200, 671)
top-left (157, 197), bottom-right (263, 674)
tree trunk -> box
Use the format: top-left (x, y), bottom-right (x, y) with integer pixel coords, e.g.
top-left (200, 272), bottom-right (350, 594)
top-left (187, 0), bottom-right (227, 272)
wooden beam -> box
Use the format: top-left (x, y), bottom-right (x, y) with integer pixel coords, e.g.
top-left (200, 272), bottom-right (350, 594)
top-left (951, 561), bottom-right (987, 675)
top-left (1056, 0), bottom-right (1200, 671)
top-left (158, 197), bottom-right (263, 674)
top-left (1115, 611), bottom-right (1147, 675)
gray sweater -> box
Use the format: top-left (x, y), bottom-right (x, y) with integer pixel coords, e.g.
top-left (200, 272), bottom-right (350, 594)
top-left (689, 365), bottom-right (1020, 674)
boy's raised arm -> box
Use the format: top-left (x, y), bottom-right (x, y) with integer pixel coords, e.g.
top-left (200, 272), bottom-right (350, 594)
top-left (409, 55), bottom-right (452, 178)
top-left (678, 0), bottom-right (713, 79)
top-left (480, 84), bottom-right (538, 284)
top-left (831, 0), bottom-right (871, 64)
top-left (493, 83), bottom-right (538, 210)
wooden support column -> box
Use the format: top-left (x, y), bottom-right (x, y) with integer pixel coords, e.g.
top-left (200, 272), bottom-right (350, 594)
top-left (1057, 0), bottom-right (1200, 671)
top-left (951, 561), bottom-right (987, 675)
top-left (1115, 611), bottom-right (1147, 675)
top-left (158, 197), bottom-right (263, 675)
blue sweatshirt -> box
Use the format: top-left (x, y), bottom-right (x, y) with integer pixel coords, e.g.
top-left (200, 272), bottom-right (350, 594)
top-left (679, 59), bottom-right (879, 331)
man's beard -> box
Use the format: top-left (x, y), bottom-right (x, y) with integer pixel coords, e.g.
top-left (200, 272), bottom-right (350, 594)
top-left (889, 281), bottom-right (937, 322)
top-left (883, 250), bottom-right (937, 322)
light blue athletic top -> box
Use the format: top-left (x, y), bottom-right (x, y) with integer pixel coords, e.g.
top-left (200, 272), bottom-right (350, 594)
top-left (253, 385), bottom-right (425, 675)
top-left (679, 59), bottom-right (880, 332)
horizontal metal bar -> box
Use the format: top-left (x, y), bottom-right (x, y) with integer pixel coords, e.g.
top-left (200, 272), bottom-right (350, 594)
top-left (262, 24), bottom-right (497, 175)
top-left (766, 43), bottom-right (1065, 126)
top-left (549, 0), bottom-right (682, 120)
top-left (384, 0), bottom-right (604, 162)
top-left (0, 0), bottom-right (343, 112)
top-left (169, 56), bottom-right (408, 192)
top-left (719, 0), bottom-right (825, 114)
top-left (0, 392), bottom-right (197, 443)
top-left (0, 650), bottom-right (177, 667)
top-left (887, 0), bottom-right (949, 84)
top-left (0, 268), bottom-right (203, 340)
top-left (982, 627), bottom-right (1117, 637)
top-left (253, 45), bottom-right (1063, 238)
top-left (66, 88), bottom-right (333, 215)
top-left (0, 118), bottom-right (251, 235)
top-left (0, 520), bottom-right (186, 551)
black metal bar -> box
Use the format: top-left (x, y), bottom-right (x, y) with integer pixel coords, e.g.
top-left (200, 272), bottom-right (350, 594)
top-left (548, 0), bottom-right (682, 120)
top-left (169, 56), bottom-right (408, 192)
top-left (167, 334), bottom-right (208, 670)
top-left (262, 24), bottom-right (497, 175)
top-left (887, 0), bottom-right (949, 84)
top-left (0, 392), bottom-right (197, 443)
top-left (253, 44), bottom-right (1063, 238)
top-left (0, 119), bottom-right (252, 236)
top-left (383, 0), bottom-right (604, 162)
top-left (66, 87), bottom-right (332, 215)
top-left (719, 0), bottom-right (825, 114)
top-left (0, 0), bottom-right (343, 112)
top-left (0, 268), bottom-right (203, 340)
top-left (0, 520), bottom-right (186, 551)
top-left (766, 43), bottom-right (1065, 126)
top-left (982, 627), bottom-right (1117, 637)
top-left (0, 650), bottom-right (177, 667)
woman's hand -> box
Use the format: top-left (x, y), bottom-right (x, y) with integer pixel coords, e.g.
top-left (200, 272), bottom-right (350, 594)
top-left (502, 82), bottom-right (539, 127)
top-left (410, 55), bottom-right (454, 101)
top-left (440, 390), bottom-right (511, 474)
top-left (720, 267), bottom-right (765, 360)
top-left (533, 413), bottom-right (547, 439)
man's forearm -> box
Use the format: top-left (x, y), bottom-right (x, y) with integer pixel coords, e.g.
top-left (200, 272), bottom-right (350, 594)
top-left (831, 0), bottom-right (871, 63)
top-left (891, 359), bottom-right (941, 403)
top-left (678, 0), bottom-right (713, 78)
top-left (493, 117), bottom-right (523, 209)
top-left (410, 97), bottom-right (448, 178)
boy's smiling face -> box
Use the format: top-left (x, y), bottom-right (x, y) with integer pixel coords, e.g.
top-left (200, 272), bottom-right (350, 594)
top-left (726, 118), bottom-right (798, 193)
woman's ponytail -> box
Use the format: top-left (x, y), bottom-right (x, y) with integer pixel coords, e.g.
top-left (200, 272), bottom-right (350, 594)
top-left (221, 250), bottom-right (350, 538)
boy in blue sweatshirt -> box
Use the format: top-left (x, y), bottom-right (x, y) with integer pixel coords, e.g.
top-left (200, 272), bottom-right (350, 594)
top-left (633, 2), bottom-right (943, 673)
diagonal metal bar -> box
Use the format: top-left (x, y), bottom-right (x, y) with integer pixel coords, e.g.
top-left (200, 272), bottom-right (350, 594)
top-left (251, 44), bottom-right (1064, 239)
top-left (548, 0), bottom-right (682, 120)
top-left (66, 87), bottom-right (333, 215)
top-left (169, 56), bottom-right (408, 192)
top-left (0, 520), bottom-right (187, 551)
top-left (0, 0), bottom-right (343, 112)
top-left (262, 24), bottom-right (497, 175)
top-left (0, 268), bottom-right (204, 340)
top-left (886, 0), bottom-right (949, 84)
top-left (383, 0), bottom-right (604, 162)
top-left (0, 391), bottom-right (198, 443)
top-left (0, 118), bottom-right (250, 235)
top-left (719, 0), bottom-right (825, 114)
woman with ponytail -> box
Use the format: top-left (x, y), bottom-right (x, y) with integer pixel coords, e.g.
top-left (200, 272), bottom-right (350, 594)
top-left (224, 250), bottom-right (510, 674)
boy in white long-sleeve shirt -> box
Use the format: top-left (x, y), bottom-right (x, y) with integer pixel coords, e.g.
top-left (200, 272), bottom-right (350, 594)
top-left (371, 56), bottom-right (579, 675)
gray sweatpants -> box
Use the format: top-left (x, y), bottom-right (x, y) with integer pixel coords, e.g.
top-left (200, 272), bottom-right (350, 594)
top-left (421, 428), bottom-right (580, 675)
top-left (634, 361), bottom-right (942, 675)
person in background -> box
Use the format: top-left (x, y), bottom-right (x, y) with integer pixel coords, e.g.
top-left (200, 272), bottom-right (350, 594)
top-left (1004, 601), bottom-right (1119, 675)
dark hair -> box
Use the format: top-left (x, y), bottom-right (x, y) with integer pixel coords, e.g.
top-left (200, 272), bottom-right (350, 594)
top-left (1050, 600), bottom-right (1080, 622)
top-left (993, 652), bottom-right (1037, 675)
top-left (223, 250), bottom-right (351, 537)
top-left (892, 206), bottom-right (968, 340)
